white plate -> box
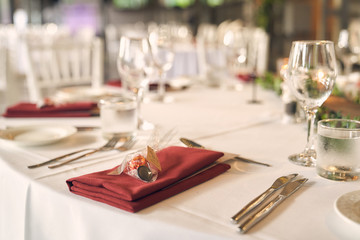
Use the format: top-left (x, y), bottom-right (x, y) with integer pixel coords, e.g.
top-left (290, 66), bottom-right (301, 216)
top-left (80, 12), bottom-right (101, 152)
top-left (52, 86), bottom-right (122, 103)
top-left (335, 190), bottom-right (360, 226)
top-left (0, 125), bottom-right (77, 146)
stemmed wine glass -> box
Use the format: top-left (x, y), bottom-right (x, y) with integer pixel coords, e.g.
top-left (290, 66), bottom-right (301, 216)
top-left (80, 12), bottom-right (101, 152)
top-left (117, 35), bottom-right (154, 130)
top-left (285, 40), bottom-right (337, 167)
top-left (247, 28), bottom-right (261, 104)
top-left (336, 29), bottom-right (359, 76)
top-left (148, 24), bottom-right (175, 103)
top-left (223, 27), bottom-right (260, 100)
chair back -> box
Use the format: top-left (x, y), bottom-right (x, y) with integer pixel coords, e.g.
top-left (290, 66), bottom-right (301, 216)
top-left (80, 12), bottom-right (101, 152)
top-left (25, 36), bottom-right (104, 102)
top-left (0, 25), bottom-right (22, 107)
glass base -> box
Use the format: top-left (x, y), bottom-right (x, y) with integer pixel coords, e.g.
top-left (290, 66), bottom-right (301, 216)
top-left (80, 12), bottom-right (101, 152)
top-left (102, 132), bottom-right (136, 141)
top-left (288, 150), bottom-right (316, 167)
top-left (138, 119), bottom-right (154, 131)
top-left (248, 99), bottom-right (262, 104)
top-left (145, 92), bottom-right (174, 103)
top-left (153, 94), bottom-right (174, 103)
top-left (317, 166), bottom-right (359, 181)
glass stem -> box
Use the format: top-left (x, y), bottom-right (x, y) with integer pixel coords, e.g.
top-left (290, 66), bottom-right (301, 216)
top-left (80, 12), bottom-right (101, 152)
top-left (252, 76), bottom-right (257, 102)
top-left (158, 69), bottom-right (165, 99)
top-left (343, 58), bottom-right (352, 76)
top-left (304, 108), bottom-right (317, 153)
top-left (134, 87), bottom-right (144, 123)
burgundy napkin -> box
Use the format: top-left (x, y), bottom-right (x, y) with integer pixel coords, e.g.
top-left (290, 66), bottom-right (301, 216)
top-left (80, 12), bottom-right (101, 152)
top-left (2, 102), bottom-right (98, 118)
top-left (66, 146), bottom-right (230, 212)
top-left (237, 73), bottom-right (253, 82)
top-left (105, 79), bottom-right (122, 88)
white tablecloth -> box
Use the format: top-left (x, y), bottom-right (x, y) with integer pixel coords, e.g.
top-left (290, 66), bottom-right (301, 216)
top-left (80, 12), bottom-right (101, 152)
top-left (1, 84), bottom-right (359, 240)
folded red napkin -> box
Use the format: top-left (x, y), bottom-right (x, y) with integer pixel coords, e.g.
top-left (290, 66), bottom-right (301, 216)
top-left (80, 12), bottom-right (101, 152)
top-left (66, 146), bottom-right (230, 212)
top-left (105, 79), bottom-right (122, 88)
top-left (2, 102), bottom-right (98, 118)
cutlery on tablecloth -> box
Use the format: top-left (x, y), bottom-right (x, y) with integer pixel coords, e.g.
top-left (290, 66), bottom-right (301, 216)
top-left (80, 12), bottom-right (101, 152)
top-left (28, 136), bottom-right (121, 169)
top-left (238, 178), bottom-right (308, 233)
top-left (179, 138), bottom-right (271, 167)
top-left (231, 173), bottom-right (298, 223)
top-left (48, 136), bottom-right (136, 169)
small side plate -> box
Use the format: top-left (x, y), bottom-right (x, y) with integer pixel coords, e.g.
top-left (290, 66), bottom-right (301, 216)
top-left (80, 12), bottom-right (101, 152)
top-left (0, 125), bottom-right (77, 146)
top-left (335, 190), bottom-right (360, 226)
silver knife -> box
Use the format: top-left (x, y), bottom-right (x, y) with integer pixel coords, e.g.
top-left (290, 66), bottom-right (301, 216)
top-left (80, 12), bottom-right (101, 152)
top-left (238, 178), bottom-right (308, 233)
top-left (231, 173), bottom-right (298, 223)
top-left (180, 138), bottom-right (205, 149)
top-left (180, 138), bottom-right (271, 167)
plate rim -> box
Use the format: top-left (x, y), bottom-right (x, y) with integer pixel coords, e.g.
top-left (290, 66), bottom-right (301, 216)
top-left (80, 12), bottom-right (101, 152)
top-left (1, 124), bottom-right (77, 146)
top-left (334, 190), bottom-right (360, 226)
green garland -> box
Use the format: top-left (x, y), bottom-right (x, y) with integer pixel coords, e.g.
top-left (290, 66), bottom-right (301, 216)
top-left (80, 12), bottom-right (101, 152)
top-left (255, 72), bottom-right (360, 121)
top-left (255, 72), bottom-right (282, 95)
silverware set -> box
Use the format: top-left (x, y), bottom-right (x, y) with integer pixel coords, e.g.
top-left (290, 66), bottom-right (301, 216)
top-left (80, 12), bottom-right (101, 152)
top-left (28, 136), bottom-right (136, 169)
top-left (27, 127), bottom-right (177, 169)
top-left (179, 138), bottom-right (309, 232)
top-left (28, 132), bottom-right (308, 233)
top-left (231, 173), bottom-right (308, 233)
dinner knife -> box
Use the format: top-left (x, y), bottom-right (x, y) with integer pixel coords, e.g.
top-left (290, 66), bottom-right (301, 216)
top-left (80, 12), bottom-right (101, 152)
top-left (179, 138), bottom-right (271, 167)
top-left (179, 138), bottom-right (205, 149)
top-left (231, 173), bottom-right (298, 223)
top-left (238, 178), bottom-right (308, 233)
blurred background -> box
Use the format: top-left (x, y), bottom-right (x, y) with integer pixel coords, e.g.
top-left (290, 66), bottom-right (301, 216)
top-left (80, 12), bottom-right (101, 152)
top-left (2, 0), bottom-right (360, 73)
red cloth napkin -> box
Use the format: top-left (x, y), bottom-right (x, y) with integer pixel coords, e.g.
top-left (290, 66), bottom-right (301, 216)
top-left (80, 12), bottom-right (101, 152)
top-left (237, 73), bottom-right (253, 82)
top-left (105, 79), bottom-right (122, 88)
top-left (2, 102), bottom-right (98, 118)
top-left (66, 146), bottom-right (230, 212)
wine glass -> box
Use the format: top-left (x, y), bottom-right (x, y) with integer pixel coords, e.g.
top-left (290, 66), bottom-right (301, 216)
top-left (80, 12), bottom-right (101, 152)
top-left (148, 24), bottom-right (175, 103)
top-left (285, 40), bottom-right (337, 167)
top-left (117, 35), bottom-right (154, 130)
top-left (336, 29), bottom-right (359, 76)
top-left (223, 27), bottom-right (258, 95)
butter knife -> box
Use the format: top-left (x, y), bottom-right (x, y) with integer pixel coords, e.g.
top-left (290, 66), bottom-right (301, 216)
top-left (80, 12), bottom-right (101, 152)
top-left (231, 173), bottom-right (298, 223)
top-left (239, 178), bottom-right (308, 233)
top-left (180, 138), bottom-right (271, 167)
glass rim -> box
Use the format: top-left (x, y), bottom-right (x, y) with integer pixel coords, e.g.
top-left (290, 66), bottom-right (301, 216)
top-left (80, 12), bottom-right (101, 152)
top-left (318, 118), bottom-right (360, 131)
top-left (292, 40), bottom-right (334, 45)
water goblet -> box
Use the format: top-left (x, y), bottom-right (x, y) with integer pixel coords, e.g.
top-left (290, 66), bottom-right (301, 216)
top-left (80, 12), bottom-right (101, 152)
top-left (148, 24), bottom-right (175, 103)
top-left (285, 40), bottom-right (337, 167)
top-left (117, 35), bottom-right (154, 130)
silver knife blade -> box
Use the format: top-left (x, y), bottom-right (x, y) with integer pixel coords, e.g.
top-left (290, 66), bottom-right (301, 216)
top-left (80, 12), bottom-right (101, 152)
top-left (234, 156), bottom-right (271, 167)
top-left (239, 178), bottom-right (308, 233)
top-left (180, 138), bottom-right (205, 149)
top-left (231, 173), bottom-right (298, 223)
top-left (180, 138), bottom-right (270, 167)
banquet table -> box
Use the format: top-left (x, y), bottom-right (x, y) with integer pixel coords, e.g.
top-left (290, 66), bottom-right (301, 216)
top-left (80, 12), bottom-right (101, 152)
top-left (0, 83), bottom-right (359, 240)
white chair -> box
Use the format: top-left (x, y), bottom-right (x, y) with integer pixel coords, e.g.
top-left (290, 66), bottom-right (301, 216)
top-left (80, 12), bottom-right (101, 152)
top-left (24, 36), bottom-right (104, 102)
top-left (0, 25), bottom-right (26, 108)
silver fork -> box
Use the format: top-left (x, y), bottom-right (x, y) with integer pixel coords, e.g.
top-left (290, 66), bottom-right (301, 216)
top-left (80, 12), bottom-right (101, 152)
top-left (115, 137), bottom-right (137, 152)
top-left (47, 136), bottom-right (126, 169)
top-left (27, 136), bottom-right (120, 169)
